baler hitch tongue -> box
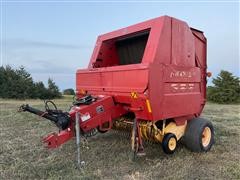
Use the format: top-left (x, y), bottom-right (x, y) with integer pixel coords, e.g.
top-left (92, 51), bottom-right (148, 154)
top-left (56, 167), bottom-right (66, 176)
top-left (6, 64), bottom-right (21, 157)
top-left (42, 129), bottom-right (74, 149)
top-left (18, 102), bottom-right (70, 130)
top-left (43, 133), bottom-right (59, 148)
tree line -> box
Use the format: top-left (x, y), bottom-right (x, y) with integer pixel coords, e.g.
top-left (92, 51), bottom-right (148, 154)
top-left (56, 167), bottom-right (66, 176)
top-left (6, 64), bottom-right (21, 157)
top-left (207, 70), bottom-right (240, 104)
top-left (0, 65), bottom-right (62, 99)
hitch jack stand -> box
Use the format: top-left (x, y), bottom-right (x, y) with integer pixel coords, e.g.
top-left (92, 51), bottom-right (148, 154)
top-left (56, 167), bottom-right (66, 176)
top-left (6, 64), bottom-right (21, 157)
top-left (75, 112), bottom-right (85, 168)
top-left (131, 118), bottom-right (146, 159)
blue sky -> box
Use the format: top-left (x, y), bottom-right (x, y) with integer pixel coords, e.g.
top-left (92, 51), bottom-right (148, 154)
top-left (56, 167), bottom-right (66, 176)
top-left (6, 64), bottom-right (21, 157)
top-left (1, 1), bottom-right (239, 90)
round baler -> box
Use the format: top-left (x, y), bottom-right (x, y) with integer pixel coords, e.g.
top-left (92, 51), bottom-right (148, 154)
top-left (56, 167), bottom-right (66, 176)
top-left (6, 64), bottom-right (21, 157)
top-left (20, 15), bottom-right (214, 157)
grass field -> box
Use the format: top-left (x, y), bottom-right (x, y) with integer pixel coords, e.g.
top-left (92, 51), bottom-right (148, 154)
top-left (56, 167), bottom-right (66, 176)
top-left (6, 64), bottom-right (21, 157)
top-left (0, 98), bottom-right (240, 179)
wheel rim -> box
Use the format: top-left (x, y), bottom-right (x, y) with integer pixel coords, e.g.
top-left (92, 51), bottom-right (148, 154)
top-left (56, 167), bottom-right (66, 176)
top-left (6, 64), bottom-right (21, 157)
top-left (202, 127), bottom-right (211, 147)
top-left (168, 137), bottom-right (176, 151)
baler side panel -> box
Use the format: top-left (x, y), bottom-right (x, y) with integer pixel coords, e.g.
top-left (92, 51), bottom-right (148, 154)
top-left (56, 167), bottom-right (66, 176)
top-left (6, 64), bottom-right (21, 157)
top-left (76, 65), bottom-right (149, 93)
top-left (141, 17), bottom-right (165, 64)
top-left (161, 66), bottom-right (202, 119)
top-left (171, 18), bottom-right (195, 67)
top-left (148, 18), bottom-right (204, 121)
top-left (191, 29), bottom-right (207, 113)
top-left (153, 16), bottom-right (172, 65)
top-left (149, 66), bottom-right (202, 121)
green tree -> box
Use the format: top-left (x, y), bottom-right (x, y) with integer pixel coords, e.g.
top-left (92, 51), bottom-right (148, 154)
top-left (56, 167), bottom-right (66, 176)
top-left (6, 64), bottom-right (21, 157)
top-left (15, 66), bottom-right (35, 99)
top-left (0, 65), bottom-right (62, 99)
top-left (47, 78), bottom-right (62, 99)
top-left (34, 81), bottom-right (48, 99)
top-left (0, 65), bottom-right (19, 98)
top-left (63, 88), bottom-right (75, 95)
top-left (0, 66), bottom-right (8, 97)
top-left (207, 70), bottom-right (240, 104)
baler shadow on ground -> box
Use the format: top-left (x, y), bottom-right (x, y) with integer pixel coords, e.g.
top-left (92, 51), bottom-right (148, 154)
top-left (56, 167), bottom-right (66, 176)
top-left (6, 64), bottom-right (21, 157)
top-left (0, 98), bottom-right (239, 179)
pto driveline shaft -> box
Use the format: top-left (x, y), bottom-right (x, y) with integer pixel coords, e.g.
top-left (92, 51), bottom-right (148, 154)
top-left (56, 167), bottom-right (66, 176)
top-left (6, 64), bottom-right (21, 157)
top-left (19, 104), bottom-right (58, 123)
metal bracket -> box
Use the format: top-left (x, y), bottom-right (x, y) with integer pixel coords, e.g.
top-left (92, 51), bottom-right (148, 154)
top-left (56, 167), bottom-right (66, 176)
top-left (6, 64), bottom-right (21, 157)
top-left (131, 118), bottom-right (145, 160)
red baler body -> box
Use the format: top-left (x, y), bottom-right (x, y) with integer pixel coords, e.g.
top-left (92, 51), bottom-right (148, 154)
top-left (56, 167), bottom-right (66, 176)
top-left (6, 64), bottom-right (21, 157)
top-left (76, 16), bottom-right (207, 125)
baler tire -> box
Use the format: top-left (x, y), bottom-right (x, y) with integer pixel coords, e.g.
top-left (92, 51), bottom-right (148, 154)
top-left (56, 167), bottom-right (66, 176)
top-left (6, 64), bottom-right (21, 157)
top-left (184, 118), bottom-right (214, 152)
top-left (162, 133), bottom-right (177, 154)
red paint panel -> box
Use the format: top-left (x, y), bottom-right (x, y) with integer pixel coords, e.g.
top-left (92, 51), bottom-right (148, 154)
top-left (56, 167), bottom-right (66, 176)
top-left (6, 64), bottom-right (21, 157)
top-left (161, 93), bottom-right (202, 119)
top-left (153, 16), bottom-right (172, 64)
top-left (77, 64), bottom-right (149, 93)
top-left (171, 18), bottom-right (195, 67)
top-left (148, 64), bottom-right (203, 120)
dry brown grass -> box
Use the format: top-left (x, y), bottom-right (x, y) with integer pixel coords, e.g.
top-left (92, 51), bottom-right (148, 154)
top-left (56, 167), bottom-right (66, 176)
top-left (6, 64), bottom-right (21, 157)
top-left (0, 98), bottom-right (240, 179)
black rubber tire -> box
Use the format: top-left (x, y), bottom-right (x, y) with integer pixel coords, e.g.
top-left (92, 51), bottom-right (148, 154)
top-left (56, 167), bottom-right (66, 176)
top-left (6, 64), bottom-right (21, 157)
top-left (184, 117), bottom-right (214, 152)
top-left (162, 133), bottom-right (177, 154)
